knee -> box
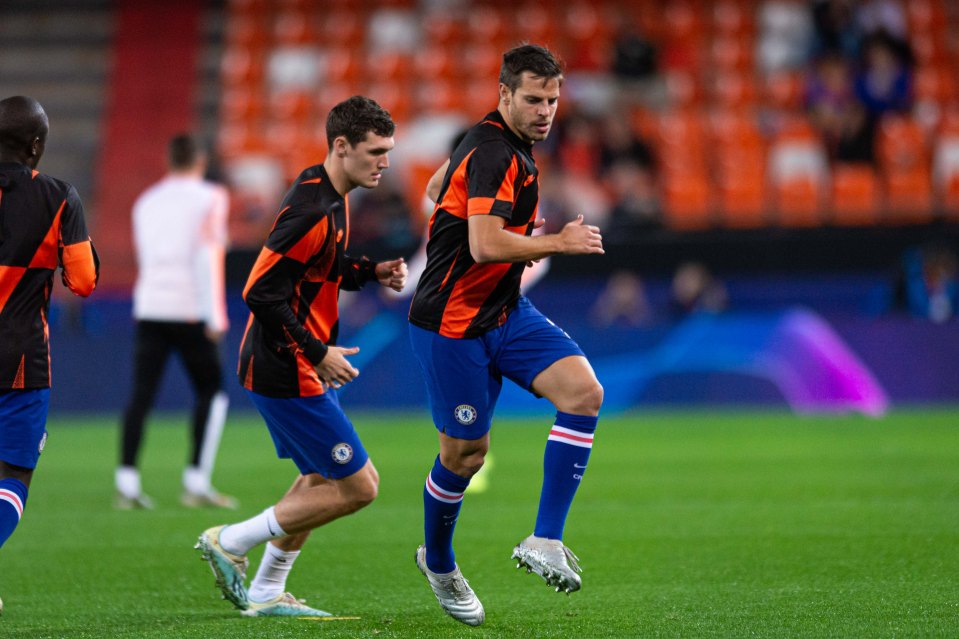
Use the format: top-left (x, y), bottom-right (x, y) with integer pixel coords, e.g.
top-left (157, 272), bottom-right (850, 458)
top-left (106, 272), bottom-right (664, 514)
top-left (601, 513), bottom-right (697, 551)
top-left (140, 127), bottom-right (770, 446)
top-left (440, 448), bottom-right (488, 479)
top-left (345, 473), bottom-right (378, 512)
top-left (563, 379), bottom-right (603, 416)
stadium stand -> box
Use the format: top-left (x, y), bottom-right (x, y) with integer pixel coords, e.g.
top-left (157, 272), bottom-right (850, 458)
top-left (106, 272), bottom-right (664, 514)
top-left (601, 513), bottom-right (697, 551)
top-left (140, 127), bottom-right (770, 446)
top-left (211, 0), bottom-right (959, 254)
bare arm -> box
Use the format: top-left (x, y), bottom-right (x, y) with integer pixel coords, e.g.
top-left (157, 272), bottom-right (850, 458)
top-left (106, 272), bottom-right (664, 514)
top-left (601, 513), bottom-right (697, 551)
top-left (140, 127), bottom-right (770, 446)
top-left (425, 159), bottom-right (450, 203)
top-left (468, 214), bottom-right (604, 264)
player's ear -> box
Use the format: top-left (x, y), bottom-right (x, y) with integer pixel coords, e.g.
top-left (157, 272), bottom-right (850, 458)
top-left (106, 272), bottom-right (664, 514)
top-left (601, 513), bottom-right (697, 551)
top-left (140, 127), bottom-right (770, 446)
top-left (499, 83), bottom-right (511, 106)
top-left (333, 136), bottom-right (349, 157)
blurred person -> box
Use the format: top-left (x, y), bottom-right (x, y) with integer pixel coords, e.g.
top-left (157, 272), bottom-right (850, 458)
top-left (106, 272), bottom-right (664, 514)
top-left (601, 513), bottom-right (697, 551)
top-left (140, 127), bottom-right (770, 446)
top-left (0, 96), bottom-right (99, 611)
top-left (409, 44), bottom-right (605, 626)
top-left (116, 135), bottom-right (234, 511)
top-left (195, 96), bottom-right (408, 618)
top-left (589, 269), bottom-right (650, 327)
top-left (811, 0), bottom-right (862, 61)
top-left (670, 261), bottom-right (728, 316)
top-left (854, 32), bottom-right (913, 118)
top-left (806, 53), bottom-right (875, 164)
top-left (606, 159), bottom-right (663, 231)
top-left (897, 243), bottom-right (959, 323)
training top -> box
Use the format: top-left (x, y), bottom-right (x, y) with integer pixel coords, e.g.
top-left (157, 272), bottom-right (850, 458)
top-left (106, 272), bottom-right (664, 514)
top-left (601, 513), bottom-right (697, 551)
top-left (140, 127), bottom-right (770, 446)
top-left (238, 164), bottom-right (378, 398)
top-left (408, 110), bottom-right (539, 339)
top-left (0, 162), bottom-right (99, 390)
top-left (132, 174), bottom-right (229, 332)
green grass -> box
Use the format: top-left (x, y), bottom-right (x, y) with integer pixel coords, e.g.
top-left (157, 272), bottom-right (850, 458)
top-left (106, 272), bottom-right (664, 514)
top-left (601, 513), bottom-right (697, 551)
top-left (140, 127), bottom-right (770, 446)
top-left (1, 408), bottom-right (958, 638)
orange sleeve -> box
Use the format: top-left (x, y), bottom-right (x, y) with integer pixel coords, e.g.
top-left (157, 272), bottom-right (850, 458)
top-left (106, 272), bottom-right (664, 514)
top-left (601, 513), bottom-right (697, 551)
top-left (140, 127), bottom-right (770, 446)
top-left (61, 239), bottom-right (98, 297)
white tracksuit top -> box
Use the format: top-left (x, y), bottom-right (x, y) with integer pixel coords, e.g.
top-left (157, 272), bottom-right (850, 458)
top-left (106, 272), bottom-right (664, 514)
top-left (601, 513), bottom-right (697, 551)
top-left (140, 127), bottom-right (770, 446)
top-left (132, 174), bottom-right (229, 332)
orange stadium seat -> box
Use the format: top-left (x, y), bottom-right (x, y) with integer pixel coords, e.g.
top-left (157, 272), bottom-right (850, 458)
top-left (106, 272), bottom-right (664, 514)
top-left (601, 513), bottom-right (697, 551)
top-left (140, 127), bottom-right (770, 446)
top-left (368, 49), bottom-right (413, 84)
top-left (763, 70), bottom-right (805, 111)
top-left (767, 121), bottom-right (828, 226)
top-left (322, 47), bottom-right (360, 84)
top-left (422, 12), bottom-right (465, 47)
top-left (267, 89), bottom-right (312, 126)
top-left (710, 111), bottom-right (767, 227)
top-left (876, 115), bottom-right (932, 222)
top-left (662, 171), bottom-right (713, 230)
top-left (711, 72), bottom-right (758, 111)
top-left (513, 5), bottom-right (556, 47)
top-left (712, 0), bottom-right (756, 37)
top-left (711, 37), bottom-right (753, 73)
top-left (220, 87), bottom-right (265, 125)
top-left (272, 10), bottom-right (314, 46)
top-left (220, 46), bottom-right (265, 89)
top-left (830, 164), bottom-right (880, 225)
top-left (320, 10), bottom-right (363, 46)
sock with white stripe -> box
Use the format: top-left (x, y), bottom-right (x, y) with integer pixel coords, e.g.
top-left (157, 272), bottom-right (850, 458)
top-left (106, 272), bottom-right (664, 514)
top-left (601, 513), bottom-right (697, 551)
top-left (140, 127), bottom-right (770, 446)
top-left (534, 412), bottom-right (598, 540)
top-left (219, 506), bottom-right (287, 556)
top-left (423, 455), bottom-right (470, 574)
top-left (248, 541), bottom-right (300, 603)
top-left (0, 478), bottom-right (27, 549)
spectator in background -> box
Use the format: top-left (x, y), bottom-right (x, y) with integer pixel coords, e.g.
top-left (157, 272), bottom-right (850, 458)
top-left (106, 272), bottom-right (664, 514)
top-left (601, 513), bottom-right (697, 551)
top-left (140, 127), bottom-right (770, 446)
top-left (854, 32), bottom-right (913, 118)
top-left (590, 270), bottom-right (650, 327)
top-left (670, 261), bottom-right (728, 317)
top-left (806, 52), bottom-right (875, 164)
top-left (611, 26), bottom-right (658, 81)
top-left (897, 243), bottom-right (959, 323)
top-left (811, 0), bottom-right (862, 61)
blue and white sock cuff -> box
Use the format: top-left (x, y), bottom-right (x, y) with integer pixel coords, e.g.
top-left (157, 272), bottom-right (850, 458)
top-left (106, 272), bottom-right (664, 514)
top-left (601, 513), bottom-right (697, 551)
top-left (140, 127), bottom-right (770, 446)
top-left (547, 424), bottom-right (595, 449)
top-left (425, 473), bottom-right (464, 504)
top-left (0, 488), bottom-right (24, 520)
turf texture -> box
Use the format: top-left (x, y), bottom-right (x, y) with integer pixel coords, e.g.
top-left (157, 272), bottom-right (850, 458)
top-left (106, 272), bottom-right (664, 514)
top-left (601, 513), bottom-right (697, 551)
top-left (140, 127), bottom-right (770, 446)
top-left (0, 408), bottom-right (957, 638)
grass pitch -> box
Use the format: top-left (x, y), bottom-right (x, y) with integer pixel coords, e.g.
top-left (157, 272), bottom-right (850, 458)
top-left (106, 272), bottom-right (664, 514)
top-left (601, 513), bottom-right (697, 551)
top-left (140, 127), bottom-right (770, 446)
top-left (0, 408), bottom-right (957, 638)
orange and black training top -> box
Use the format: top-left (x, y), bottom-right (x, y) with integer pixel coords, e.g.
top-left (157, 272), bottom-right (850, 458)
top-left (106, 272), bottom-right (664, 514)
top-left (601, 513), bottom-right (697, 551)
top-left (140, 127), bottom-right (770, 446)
top-left (0, 162), bottom-right (99, 390)
top-left (238, 164), bottom-right (378, 398)
top-left (409, 110), bottom-right (539, 339)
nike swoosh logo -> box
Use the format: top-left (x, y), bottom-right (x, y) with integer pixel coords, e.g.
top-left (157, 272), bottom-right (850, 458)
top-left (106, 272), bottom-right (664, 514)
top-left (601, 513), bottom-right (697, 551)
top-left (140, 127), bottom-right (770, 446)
top-left (573, 463), bottom-right (587, 469)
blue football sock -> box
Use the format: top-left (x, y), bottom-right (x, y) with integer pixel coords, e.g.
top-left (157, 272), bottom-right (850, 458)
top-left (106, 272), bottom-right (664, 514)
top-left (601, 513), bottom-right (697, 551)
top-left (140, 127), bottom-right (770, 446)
top-left (534, 412), bottom-right (598, 540)
top-left (0, 478), bottom-right (28, 548)
top-left (423, 455), bottom-right (471, 574)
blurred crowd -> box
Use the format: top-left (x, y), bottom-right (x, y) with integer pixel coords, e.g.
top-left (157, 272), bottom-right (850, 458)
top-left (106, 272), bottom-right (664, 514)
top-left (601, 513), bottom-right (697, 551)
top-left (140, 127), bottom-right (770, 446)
top-left (218, 0), bottom-right (956, 277)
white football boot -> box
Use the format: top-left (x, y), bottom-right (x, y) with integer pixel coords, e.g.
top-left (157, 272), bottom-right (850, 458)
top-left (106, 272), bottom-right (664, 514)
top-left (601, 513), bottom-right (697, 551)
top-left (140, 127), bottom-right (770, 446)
top-left (415, 545), bottom-right (485, 626)
top-left (511, 534), bottom-right (582, 593)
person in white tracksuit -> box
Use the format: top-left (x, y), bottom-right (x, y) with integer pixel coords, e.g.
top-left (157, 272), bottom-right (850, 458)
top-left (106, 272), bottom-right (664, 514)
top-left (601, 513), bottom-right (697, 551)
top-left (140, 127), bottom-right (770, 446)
top-left (116, 134), bottom-right (235, 510)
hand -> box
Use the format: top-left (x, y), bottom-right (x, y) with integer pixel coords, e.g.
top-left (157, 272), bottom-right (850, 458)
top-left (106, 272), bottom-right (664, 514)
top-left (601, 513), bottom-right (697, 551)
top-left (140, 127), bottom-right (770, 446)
top-left (376, 258), bottom-right (408, 292)
top-left (558, 215), bottom-right (604, 256)
top-left (315, 346), bottom-right (360, 389)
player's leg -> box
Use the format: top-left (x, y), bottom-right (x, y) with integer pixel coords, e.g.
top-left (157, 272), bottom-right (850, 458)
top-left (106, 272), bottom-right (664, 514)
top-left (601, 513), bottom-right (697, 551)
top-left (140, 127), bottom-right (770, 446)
top-left (0, 460), bottom-right (32, 549)
top-left (0, 388), bottom-right (48, 551)
top-left (197, 390), bottom-right (374, 614)
top-left (529, 354), bottom-right (602, 540)
top-left (496, 297), bottom-right (602, 592)
top-left (116, 321), bottom-right (171, 508)
top-left (409, 325), bottom-right (494, 626)
top-left (175, 324), bottom-right (234, 508)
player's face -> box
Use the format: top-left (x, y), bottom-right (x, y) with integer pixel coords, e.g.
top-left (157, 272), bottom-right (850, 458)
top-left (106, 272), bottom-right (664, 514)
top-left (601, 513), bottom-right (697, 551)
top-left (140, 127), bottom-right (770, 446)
top-left (344, 132), bottom-right (394, 189)
top-left (501, 72), bottom-right (560, 144)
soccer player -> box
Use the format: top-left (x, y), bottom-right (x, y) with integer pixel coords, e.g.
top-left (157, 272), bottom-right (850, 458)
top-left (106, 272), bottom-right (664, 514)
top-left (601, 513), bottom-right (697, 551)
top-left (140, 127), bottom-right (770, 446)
top-left (195, 96), bottom-right (407, 617)
top-left (116, 134), bottom-right (235, 510)
top-left (408, 45), bottom-right (604, 626)
top-left (0, 95), bottom-right (99, 613)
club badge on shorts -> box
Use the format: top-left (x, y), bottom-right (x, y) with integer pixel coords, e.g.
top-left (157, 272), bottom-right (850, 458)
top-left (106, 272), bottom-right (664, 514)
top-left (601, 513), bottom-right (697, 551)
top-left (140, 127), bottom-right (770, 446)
top-left (454, 404), bottom-right (477, 425)
top-left (331, 442), bottom-right (353, 464)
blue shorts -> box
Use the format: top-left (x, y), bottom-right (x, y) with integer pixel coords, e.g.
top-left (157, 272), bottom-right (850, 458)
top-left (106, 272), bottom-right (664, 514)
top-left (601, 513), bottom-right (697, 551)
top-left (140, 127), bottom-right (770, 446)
top-left (247, 390), bottom-right (369, 480)
top-left (0, 388), bottom-right (51, 469)
top-left (409, 296), bottom-right (584, 439)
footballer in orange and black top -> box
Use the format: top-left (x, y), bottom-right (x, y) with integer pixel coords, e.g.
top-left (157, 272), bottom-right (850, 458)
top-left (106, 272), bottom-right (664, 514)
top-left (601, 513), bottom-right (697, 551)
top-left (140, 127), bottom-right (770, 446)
top-left (409, 110), bottom-right (539, 339)
top-left (238, 164), bottom-right (378, 398)
top-left (0, 163), bottom-right (99, 390)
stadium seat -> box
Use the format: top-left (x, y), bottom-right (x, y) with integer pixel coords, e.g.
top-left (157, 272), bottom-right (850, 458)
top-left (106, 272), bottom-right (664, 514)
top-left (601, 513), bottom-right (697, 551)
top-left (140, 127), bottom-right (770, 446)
top-left (662, 171), bottom-right (713, 229)
top-left (767, 124), bottom-right (829, 226)
top-left (830, 164), bottom-right (880, 226)
top-left (876, 115), bottom-right (933, 222)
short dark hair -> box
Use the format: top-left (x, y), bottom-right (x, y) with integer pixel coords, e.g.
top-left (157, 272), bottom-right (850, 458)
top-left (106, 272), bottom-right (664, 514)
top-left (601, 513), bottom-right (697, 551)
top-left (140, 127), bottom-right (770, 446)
top-left (168, 133), bottom-right (200, 169)
top-left (325, 96), bottom-right (395, 148)
top-left (0, 95), bottom-right (48, 154)
top-left (499, 44), bottom-right (564, 92)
